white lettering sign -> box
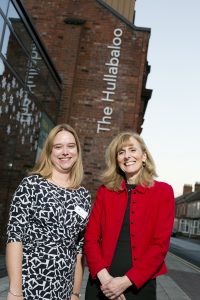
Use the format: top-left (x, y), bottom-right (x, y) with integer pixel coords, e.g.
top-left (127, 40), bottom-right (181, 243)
top-left (26, 43), bottom-right (41, 93)
top-left (97, 28), bottom-right (123, 133)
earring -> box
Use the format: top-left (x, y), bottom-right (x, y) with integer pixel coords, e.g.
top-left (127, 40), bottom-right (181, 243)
top-left (142, 161), bottom-right (146, 168)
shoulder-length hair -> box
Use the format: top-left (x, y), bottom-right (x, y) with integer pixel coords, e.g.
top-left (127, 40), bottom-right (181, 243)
top-left (30, 124), bottom-right (83, 189)
top-left (101, 131), bottom-right (157, 191)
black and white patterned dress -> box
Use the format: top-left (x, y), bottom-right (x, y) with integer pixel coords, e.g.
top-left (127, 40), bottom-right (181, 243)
top-left (7, 175), bottom-right (91, 300)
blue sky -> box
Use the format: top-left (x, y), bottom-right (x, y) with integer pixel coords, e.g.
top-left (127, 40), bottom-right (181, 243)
top-left (135, 0), bottom-right (200, 196)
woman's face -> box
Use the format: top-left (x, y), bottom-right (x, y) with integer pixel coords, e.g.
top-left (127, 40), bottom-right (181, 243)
top-left (117, 137), bottom-right (146, 182)
top-left (50, 130), bottom-right (78, 174)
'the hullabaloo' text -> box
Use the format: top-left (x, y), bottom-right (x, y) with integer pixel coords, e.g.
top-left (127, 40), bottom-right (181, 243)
top-left (97, 28), bottom-right (123, 133)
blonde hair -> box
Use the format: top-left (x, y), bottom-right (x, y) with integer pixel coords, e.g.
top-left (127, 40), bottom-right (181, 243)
top-left (101, 131), bottom-right (157, 191)
top-left (30, 124), bottom-right (83, 188)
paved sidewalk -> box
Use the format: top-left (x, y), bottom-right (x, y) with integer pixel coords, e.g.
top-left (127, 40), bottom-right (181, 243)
top-left (1, 252), bottom-right (200, 299)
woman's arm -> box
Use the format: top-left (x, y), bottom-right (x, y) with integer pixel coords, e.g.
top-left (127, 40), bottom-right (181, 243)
top-left (6, 241), bottom-right (23, 299)
top-left (84, 186), bottom-right (110, 278)
top-left (97, 268), bottom-right (112, 284)
top-left (71, 254), bottom-right (84, 300)
top-left (6, 177), bottom-right (33, 299)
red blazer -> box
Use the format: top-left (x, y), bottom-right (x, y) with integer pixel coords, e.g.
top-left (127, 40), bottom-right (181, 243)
top-left (84, 180), bottom-right (175, 289)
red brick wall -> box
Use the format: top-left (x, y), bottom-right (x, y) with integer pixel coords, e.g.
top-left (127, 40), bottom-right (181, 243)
top-left (21, 0), bottom-right (151, 198)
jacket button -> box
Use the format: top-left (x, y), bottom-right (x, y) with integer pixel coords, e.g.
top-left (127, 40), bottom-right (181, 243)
top-left (134, 257), bottom-right (137, 261)
top-left (131, 221), bottom-right (134, 224)
top-left (131, 211), bottom-right (134, 214)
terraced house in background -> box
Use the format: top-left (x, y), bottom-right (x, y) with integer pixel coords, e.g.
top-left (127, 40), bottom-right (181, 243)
top-left (0, 0), bottom-right (152, 252)
top-left (175, 183), bottom-right (200, 239)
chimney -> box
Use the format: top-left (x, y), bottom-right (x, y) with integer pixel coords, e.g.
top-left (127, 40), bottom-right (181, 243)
top-left (183, 184), bottom-right (192, 195)
top-left (194, 182), bottom-right (200, 192)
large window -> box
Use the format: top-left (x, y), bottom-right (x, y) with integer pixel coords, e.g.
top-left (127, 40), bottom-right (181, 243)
top-left (0, 0), bottom-right (62, 251)
top-left (0, 0), bottom-right (61, 148)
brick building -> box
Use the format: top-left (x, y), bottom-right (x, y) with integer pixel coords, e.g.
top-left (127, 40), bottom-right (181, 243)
top-left (21, 0), bottom-right (152, 191)
top-left (174, 183), bottom-right (200, 238)
top-left (0, 0), bottom-right (152, 252)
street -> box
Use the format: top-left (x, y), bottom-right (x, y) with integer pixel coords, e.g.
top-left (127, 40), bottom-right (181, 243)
top-left (170, 237), bottom-right (200, 268)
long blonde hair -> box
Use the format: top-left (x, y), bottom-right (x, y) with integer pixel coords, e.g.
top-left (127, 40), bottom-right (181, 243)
top-left (101, 131), bottom-right (157, 191)
top-left (30, 124), bottom-right (83, 188)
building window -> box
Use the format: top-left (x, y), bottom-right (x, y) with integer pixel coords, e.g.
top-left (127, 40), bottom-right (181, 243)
top-left (192, 220), bottom-right (200, 235)
top-left (0, 0), bottom-right (62, 251)
top-left (179, 219), bottom-right (189, 233)
top-left (0, 0), bottom-right (61, 148)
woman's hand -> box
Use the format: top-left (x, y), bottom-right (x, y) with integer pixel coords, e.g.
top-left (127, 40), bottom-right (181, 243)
top-left (115, 294), bottom-right (126, 300)
top-left (97, 268), bottom-right (113, 285)
top-left (101, 275), bottom-right (132, 299)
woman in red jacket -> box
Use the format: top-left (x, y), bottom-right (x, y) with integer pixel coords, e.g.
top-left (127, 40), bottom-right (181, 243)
top-left (84, 131), bottom-right (174, 300)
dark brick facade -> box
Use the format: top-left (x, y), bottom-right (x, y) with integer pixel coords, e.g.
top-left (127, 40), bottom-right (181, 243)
top-left (22, 0), bottom-right (152, 196)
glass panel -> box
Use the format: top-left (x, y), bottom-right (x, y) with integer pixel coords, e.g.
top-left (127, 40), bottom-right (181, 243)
top-left (0, 57), bottom-right (42, 240)
top-left (47, 71), bottom-right (61, 100)
top-left (25, 42), bottom-right (43, 93)
top-left (25, 42), bottom-right (48, 94)
top-left (0, 13), bottom-right (5, 49)
top-left (36, 112), bottom-right (54, 161)
top-left (0, 0), bottom-right (9, 15)
top-left (1, 25), bottom-right (10, 58)
top-left (2, 25), bottom-right (29, 81)
top-left (43, 89), bottom-right (58, 120)
top-left (0, 58), bottom-right (41, 149)
top-left (0, 57), bottom-right (5, 75)
top-left (7, 1), bottom-right (32, 54)
top-left (25, 42), bottom-right (61, 119)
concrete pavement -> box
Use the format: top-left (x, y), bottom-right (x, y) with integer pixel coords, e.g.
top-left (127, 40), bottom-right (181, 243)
top-left (1, 251), bottom-right (200, 299)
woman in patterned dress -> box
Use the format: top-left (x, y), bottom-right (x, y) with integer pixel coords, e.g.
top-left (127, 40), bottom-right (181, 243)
top-left (84, 131), bottom-right (174, 300)
top-left (6, 124), bottom-right (91, 300)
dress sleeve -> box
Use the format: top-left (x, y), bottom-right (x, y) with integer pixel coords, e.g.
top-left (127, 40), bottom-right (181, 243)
top-left (7, 177), bottom-right (33, 243)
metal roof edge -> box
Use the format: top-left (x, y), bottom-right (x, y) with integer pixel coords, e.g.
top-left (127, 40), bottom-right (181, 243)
top-left (96, 0), bottom-right (151, 33)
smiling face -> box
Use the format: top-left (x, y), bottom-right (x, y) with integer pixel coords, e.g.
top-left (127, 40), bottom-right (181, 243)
top-left (117, 137), bottom-right (147, 183)
top-left (50, 130), bottom-right (78, 174)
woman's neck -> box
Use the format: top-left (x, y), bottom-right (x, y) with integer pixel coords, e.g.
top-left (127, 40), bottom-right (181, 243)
top-left (126, 177), bottom-right (136, 185)
top-left (49, 170), bottom-right (70, 188)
